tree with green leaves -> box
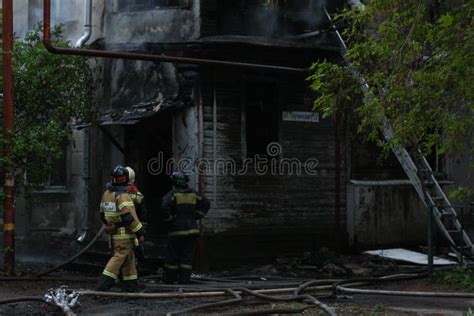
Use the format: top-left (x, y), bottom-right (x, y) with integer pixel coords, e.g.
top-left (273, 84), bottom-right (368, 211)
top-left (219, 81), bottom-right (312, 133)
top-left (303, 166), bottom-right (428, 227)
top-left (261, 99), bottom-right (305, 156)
top-left (309, 0), bottom-right (473, 198)
top-left (0, 25), bottom-right (96, 201)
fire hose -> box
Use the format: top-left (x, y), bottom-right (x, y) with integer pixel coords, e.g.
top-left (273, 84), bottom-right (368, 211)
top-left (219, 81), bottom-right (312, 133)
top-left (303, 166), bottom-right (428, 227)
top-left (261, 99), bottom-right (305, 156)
top-left (79, 270), bottom-right (474, 315)
top-left (35, 226), bottom-right (105, 277)
top-left (0, 297), bottom-right (45, 304)
top-left (0, 226), bottom-right (105, 282)
top-left (4, 269), bottom-right (474, 315)
top-left (0, 286), bottom-right (80, 316)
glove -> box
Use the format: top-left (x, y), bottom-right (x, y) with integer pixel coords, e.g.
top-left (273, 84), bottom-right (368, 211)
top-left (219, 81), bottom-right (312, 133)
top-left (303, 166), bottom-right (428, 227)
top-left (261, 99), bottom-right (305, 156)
top-left (135, 227), bottom-right (145, 244)
top-left (120, 213), bottom-right (135, 226)
top-left (134, 244), bottom-right (146, 262)
top-left (104, 223), bottom-right (117, 235)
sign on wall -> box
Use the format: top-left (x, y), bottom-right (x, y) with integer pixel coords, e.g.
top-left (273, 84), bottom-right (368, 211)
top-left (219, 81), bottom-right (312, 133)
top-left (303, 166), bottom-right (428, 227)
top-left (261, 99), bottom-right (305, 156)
top-left (282, 111), bottom-right (319, 123)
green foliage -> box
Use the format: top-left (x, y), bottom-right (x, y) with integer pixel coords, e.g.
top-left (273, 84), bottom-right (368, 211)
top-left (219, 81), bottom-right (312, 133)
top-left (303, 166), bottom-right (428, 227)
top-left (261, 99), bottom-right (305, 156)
top-left (464, 308), bottom-right (474, 316)
top-left (0, 9), bottom-right (3, 88)
top-left (0, 24), bottom-right (96, 194)
top-left (434, 266), bottom-right (474, 290)
top-left (370, 303), bottom-right (386, 315)
top-left (309, 0), bottom-right (474, 158)
top-left (448, 186), bottom-right (472, 203)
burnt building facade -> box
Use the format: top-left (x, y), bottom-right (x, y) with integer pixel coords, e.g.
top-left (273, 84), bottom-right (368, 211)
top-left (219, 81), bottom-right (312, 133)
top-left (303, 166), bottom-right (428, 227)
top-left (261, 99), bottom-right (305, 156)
top-left (6, 0), bottom-right (467, 266)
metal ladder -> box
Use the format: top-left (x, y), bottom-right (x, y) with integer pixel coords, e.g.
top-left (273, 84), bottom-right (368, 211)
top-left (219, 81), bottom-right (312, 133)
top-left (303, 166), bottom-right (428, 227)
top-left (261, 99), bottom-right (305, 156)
top-left (323, 8), bottom-right (474, 260)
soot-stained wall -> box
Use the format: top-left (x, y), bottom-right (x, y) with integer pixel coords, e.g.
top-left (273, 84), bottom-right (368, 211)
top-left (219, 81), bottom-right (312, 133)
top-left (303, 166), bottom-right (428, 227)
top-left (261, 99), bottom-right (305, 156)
top-left (201, 0), bottom-right (345, 37)
top-left (105, 0), bottom-right (200, 45)
top-left (351, 184), bottom-right (427, 248)
top-left (198, 68), bottom-right (345, 264)
top-left (100, 0), bottom-right (201, 110)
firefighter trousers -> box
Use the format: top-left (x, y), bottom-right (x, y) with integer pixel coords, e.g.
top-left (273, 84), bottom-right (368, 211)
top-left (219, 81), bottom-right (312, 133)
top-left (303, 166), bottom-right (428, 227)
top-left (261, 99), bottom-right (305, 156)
top-left (163, 235), bottom-right (197, 284)
top-left (102, 239), bottom-right (137, 281)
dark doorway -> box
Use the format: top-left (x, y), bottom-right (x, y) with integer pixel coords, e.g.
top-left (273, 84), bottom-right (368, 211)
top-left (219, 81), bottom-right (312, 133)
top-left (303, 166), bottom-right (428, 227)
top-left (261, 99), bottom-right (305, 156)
top-left (245, 81), bottom-right (279, 157)
top-left (125, 112), bottom-right (173, 253)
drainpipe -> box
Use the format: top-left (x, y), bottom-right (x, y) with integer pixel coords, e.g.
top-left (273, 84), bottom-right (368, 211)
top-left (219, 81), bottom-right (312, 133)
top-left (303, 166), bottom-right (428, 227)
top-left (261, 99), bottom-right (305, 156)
top-left (77, 129), bottom-right (90, 243)
top-left (2, 0), bottom-right (15, 275)
top-left (75, 0), bottom-right (92, 48)
top-left (76, 0), bottom-right (92, 243)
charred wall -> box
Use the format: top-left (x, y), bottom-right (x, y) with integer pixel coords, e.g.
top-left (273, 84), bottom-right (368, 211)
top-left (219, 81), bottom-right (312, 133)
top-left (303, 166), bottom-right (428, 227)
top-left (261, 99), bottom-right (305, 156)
top-left (200, 0), bottom-right (345, 37)
top-left (198, 54), bottom-right (345, 264)
top-left (105, 0), bottom-right (200, 44)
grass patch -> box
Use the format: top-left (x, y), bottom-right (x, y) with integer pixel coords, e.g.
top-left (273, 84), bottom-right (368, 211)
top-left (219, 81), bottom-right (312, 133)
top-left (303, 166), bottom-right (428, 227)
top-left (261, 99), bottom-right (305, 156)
top-left (464, 307), bottom-right (474, 316)
top-left (433, 267), bottom-right (474, 290)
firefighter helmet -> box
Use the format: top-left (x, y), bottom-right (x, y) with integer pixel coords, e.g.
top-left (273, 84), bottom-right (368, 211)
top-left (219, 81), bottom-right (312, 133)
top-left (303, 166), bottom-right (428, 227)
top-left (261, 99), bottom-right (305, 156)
top-left (170, 171), bottom-right (189, 188)
top-left (111, 165), bottom-right (129, 186)
top-left (126, 167), bottom-right (136, 184)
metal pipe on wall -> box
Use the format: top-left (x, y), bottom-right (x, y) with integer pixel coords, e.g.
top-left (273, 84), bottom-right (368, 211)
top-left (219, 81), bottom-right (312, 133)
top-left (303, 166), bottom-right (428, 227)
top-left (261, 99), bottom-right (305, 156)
top-left (2, 0), bottom-right (15, 275)
top-left (76, 0), bottom-right (93, 242)
top-left (77, 129), bottom-right (91, 243)
top-left (43, 0), bottom-right (307, 74)
top-left (75, 0), bottom-right (92, 48)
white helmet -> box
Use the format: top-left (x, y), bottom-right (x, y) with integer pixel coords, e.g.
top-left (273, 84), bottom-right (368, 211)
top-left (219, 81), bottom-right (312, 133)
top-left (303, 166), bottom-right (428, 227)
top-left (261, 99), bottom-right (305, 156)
top-left (126, 167), bottom-right (136, 184)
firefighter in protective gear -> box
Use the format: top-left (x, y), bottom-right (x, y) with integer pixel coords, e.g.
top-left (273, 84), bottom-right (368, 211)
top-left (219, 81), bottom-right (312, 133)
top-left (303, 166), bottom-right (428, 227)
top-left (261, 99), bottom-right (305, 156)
top-left (126, 166), bottom-right (146, 264)
top-left (161, 171), bottom-right (210, 284)
top-left (95, 165), bottom-right (145, 292)
top-left (126, 167), bottom-right (147, 222)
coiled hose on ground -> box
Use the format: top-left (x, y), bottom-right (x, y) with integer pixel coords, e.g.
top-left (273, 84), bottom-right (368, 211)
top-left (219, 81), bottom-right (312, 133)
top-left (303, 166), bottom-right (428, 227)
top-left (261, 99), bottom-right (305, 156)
top-left (80, 270), bottom-right (474, 315)
top-left (0, 297), bottom-right (46, 304)
top-left (1, 233), bottom-right (473, 315)
top-left (4, 270), bottom-right (474, 315)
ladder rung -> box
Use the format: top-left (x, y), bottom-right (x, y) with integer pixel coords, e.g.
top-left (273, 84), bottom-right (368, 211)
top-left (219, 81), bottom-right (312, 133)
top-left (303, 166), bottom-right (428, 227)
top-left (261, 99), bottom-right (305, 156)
top-left (432, 196), bottom-right (444, 201)
top-left (447, 229), bottom-right (462, 234)
top-left (439, 212), bottom-right (455, 217)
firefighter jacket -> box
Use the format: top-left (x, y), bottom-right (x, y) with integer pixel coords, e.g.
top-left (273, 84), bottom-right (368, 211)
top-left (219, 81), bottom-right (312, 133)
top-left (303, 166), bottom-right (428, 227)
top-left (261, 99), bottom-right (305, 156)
top-left (100, 184), bottom-right (144, 241)
top-left (127, 184), bottom-right (147, 223)
top-left (161, 188), bottom-right (210, 237)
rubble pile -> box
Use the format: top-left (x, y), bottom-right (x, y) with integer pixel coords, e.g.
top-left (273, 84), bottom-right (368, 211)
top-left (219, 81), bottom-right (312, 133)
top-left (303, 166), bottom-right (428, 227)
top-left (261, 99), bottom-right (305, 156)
top-left (219, 248), bottom-right (402, 279)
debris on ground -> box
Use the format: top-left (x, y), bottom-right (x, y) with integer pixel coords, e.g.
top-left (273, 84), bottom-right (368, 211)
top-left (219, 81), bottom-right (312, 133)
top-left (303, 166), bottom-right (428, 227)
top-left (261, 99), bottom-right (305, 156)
top-left (230, 247), bottom-right (405, 279)
top-left (1, 249), bottom-right (469, 315)
top-left (365, 248), bottom-right (457, 266)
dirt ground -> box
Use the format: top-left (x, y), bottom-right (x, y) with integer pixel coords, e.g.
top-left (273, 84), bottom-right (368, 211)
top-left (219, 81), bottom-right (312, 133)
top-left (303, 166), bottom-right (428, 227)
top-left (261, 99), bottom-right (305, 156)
top-left (2, 251), bottom-right (474, 315)
top-left (1, 272), bottom-right (474, 315)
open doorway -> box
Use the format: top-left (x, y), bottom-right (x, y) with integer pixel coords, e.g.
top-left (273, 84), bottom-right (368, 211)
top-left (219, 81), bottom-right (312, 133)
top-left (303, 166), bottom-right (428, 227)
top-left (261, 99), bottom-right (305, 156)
top-left (125, 112), bottom-right (173, 248)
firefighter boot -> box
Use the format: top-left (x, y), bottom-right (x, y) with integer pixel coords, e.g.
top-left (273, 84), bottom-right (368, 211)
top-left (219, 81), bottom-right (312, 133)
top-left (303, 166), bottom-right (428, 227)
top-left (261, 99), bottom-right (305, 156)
top-left (122, 280), bottom-right (139, 293)
top-left (178, 268), bottom-right (192, 284)
top-left (163, 266), bottom-right (178, 284)
top-left (94, 275), bottom-right (115, 291)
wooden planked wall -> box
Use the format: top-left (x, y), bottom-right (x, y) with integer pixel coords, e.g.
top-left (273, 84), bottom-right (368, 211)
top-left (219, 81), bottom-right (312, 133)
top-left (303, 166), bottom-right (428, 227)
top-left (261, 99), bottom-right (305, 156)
top-left (198, 69), bottom-right (346, 263)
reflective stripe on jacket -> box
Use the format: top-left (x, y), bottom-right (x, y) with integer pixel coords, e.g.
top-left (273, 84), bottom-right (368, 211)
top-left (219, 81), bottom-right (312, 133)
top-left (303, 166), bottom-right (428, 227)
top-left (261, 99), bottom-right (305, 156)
top-left (100, 189), bottom-right (143, 240)
top-left (161, 188), bottom-right (210, 237)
